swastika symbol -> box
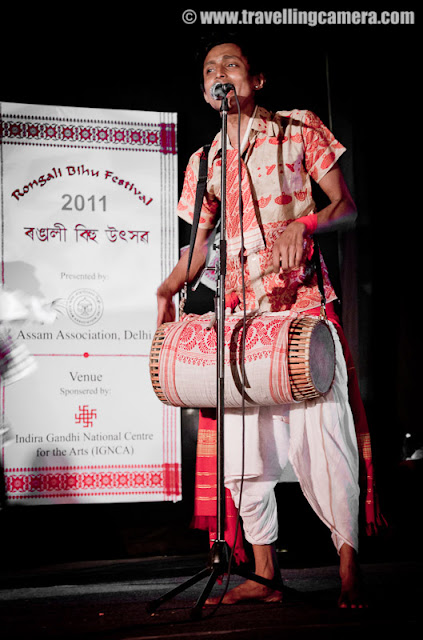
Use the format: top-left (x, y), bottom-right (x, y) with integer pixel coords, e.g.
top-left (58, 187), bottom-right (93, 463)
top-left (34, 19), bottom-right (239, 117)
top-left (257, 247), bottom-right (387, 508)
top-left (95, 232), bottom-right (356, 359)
top-left (75, 405), bottom-right (97, 428)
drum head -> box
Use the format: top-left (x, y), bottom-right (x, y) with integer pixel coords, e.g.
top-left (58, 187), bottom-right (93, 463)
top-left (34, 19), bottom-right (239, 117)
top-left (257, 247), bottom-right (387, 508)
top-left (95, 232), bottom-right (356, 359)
top-left (309, 321), bottom-right (336, 394)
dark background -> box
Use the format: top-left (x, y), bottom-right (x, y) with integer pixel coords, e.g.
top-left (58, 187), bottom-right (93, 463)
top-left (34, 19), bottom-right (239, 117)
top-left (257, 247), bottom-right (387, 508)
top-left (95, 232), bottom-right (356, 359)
top-left (1, 4), bottom-right (420, 570)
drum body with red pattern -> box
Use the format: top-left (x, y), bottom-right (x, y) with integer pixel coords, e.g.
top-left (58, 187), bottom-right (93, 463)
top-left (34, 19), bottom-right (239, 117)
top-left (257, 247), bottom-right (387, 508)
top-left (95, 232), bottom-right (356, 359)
top-left (150, 311), bottom-right (335, 408)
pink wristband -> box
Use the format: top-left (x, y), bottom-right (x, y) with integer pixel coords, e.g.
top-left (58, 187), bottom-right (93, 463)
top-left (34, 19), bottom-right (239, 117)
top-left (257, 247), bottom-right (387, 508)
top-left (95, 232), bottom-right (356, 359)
top-left (297, 213), bottom-right (318, 235)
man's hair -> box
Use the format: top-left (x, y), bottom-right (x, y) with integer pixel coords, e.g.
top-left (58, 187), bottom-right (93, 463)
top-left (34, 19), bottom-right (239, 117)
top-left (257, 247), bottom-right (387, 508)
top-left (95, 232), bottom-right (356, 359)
top-left (196, 33), bottom-right (267, 90)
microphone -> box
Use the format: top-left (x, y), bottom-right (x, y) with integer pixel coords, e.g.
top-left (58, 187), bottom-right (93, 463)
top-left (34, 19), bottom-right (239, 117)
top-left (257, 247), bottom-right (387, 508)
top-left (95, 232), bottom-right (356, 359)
top-left (210, 82), bottom-right (235, 100)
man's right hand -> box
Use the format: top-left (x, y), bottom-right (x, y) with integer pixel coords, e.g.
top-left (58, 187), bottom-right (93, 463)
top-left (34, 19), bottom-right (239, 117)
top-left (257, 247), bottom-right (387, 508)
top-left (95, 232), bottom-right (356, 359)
top-left (155, 226), bottom-right (211, 327)
top-left (156, 283), bottom-right (176, 327)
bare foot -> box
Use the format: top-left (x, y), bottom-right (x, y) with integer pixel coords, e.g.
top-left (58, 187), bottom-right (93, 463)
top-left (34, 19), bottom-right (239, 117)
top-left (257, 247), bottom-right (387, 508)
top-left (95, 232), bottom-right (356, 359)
top-left (205, 579), bottom-right (283, 605)
top-left (205, 543), bottom-right (283, 605)
top-left (338, 544), bottom-right (368, 608)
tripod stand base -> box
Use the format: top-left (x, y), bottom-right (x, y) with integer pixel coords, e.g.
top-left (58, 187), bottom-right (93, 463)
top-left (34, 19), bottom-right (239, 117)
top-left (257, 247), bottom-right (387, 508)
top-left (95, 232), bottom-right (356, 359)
top-left (146, 540), bottom-right (283, 619)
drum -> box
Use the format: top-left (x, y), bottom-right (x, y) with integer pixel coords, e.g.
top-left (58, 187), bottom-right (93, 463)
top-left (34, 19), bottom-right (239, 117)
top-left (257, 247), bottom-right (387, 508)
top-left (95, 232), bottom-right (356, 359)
top-left (149, 312), bottom-right (335, 408)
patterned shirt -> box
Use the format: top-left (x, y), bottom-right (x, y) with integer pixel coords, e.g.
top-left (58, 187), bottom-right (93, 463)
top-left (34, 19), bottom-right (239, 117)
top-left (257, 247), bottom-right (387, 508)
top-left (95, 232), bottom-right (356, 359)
top-left (177, 107), bottom-right (346, 313)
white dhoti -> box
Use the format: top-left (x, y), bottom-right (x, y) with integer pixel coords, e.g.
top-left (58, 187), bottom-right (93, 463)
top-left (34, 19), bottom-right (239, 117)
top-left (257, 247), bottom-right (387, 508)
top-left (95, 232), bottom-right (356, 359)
top-left (224, 323), bottom-right (360, 554)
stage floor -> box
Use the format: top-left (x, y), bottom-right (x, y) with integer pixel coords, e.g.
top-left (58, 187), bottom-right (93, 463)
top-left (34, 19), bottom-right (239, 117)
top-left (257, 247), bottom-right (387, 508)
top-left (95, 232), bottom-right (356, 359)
top-left (0, 554), bottom-right (420, 639)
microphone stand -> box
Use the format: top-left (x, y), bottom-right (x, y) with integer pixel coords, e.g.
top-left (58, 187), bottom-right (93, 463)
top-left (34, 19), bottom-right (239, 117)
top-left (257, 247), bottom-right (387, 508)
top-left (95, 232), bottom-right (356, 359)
top-left (146, 94), bottom-right (283, 620)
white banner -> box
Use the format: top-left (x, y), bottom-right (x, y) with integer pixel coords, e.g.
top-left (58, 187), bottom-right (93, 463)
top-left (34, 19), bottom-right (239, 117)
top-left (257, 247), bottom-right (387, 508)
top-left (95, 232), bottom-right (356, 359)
top-left (0, 102), bottom-right (181, 504)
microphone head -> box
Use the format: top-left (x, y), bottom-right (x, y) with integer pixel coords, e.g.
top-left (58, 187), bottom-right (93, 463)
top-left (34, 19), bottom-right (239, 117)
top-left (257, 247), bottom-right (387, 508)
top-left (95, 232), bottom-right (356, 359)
top-left (210, 82), bottom-right (235, 100)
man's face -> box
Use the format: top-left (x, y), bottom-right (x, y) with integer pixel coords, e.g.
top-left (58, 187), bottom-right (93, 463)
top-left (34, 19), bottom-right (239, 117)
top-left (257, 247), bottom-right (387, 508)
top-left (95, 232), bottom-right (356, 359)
top-left (202, 43), bottom-right (260, 113)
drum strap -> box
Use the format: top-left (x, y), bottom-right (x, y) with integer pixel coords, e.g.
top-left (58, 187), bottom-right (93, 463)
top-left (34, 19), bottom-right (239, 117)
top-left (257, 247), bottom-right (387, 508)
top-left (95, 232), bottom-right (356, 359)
top-left (311, 237), bottom-right (327, 318)
top-left (180, 144), bottom-right (211, 312)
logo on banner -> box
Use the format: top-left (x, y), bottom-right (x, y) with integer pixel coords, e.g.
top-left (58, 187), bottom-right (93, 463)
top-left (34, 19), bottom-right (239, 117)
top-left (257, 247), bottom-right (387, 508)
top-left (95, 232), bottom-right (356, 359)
top-left (75, 404), bottom-right (97, 428)
top-left (67, 289), bottom-right (103, 326)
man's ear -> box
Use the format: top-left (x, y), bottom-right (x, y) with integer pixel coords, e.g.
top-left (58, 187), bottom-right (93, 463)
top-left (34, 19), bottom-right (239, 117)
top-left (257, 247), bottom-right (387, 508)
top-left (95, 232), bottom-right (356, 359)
top-left (253, 73), bottom-right (266, 91)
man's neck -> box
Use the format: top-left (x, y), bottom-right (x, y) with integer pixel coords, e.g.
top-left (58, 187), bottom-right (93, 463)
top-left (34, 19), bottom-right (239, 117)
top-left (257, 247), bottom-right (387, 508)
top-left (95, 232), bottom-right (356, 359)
top-left (227, 104), bottom-right (256, 149)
